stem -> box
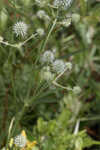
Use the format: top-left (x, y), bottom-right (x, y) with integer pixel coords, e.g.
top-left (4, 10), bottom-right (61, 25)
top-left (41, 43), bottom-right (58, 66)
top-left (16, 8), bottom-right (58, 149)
top-left (11, 71), bottom-right (17, 102)
top-left (42, 18), bottom-right (57, 52)
top-left (52, 68), bottom-right (72, 90)
top-left (73, 119), bottom-right (80, 135)
top-left (20, 33), bottom-right (38, 46)
top-left (0, 33), bottom-right (37, 48)
top-left (6, 117), bottom-right (15, 149)
top-left (80, 116), bottom-right (100, 122)
top-left (0, 41), bottom-right (17, 47)
top-left (34, 18), bottom-right (57, 65)
top-left (10, 105), bottom-right (26, 138)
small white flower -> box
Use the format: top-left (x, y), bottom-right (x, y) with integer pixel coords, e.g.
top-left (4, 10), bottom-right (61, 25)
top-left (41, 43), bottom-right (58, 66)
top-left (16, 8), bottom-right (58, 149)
top-left (14, 134), bottom-right (27, 148)
top-left (52, 59), bottom-right (66, 74)
top-left (37, 10), bottom-right (50, 21)
top-left (37, 10), bottom-right (46, 19)
top-left (65, 62), bottom-right (72, 70)
top-left (41, 51), bottom-right (55, 64)
top-left (73, 86), bottom-right (81, 94)
top-left (36, 28), bottom-right (45, 36)
top-left (53, 0), bottom-right (73, 10)
top-left (13, 21), bottom-right (28, 38)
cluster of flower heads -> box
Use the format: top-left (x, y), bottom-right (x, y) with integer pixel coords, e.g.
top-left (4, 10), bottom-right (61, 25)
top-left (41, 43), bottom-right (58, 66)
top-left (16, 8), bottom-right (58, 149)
top-left (13, 21), bottom-right (45, 38)
top-left (53, 0), bottom-right (73, 10)
top-left (39, 50), bottom-right (81, 94)
top-left (40, 50), bottom-right (72, 74)
top-left (35, 0), bottom-right (73, 10)
top-left (12, 0), bottom-right (73, 38)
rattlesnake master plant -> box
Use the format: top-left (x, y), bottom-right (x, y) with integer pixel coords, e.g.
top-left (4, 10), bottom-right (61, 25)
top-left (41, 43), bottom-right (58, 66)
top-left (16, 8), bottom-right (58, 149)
top-left (53, 0), bottom-right (74, 10)
top-left (1, 0), bottom-right (100, 150)
top-left (13, 21), bottom-right (28, 38)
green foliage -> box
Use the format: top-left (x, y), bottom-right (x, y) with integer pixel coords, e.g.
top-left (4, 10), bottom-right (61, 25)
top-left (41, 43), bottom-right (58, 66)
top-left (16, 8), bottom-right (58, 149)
top-left (34, 108), bottom-right (100, 150)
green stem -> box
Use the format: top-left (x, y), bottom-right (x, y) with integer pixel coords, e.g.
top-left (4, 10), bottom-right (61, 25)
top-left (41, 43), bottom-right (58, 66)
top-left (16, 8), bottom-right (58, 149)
top-left (42, 18), bottom-right (57, 52)
top-left (5, 105), bottom-right (25, 149)
top-left (80, 116), bottom-right (100, 122)
top-left (34, 18), bottom-right (57, 65)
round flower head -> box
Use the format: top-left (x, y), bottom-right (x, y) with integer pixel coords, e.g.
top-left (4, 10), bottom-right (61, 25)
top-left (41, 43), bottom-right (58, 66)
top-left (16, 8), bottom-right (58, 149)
top-left (73, 86), bottom-right (81, 94)
top-left (65, 62), bottom-right (72, 70)
top-left (14, 134), bottom-right (27, 148)
top-left (36, 28), bottom-right (45, 36)
top-left (41, 51), bottom-right (55, 64)
top-left (37, 10), bottom-right (50, 21)
top-left (53, 0), bottom-right (73, 10)
top-left (37, 10), bottom-right (46, 19)
top-left (13, 21), bottom-right (28, 38)
top-left (52, 59), bottom-right (66, 74)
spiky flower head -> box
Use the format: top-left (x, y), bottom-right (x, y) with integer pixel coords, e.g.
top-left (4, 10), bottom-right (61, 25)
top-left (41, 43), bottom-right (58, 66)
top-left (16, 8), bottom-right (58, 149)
top-left (41, 51), bottom-right (55, 64)
top-left (14, 134), bottom-right (27, 148)
top-left (54, 0), bottom-right (73, 10)
top-left (13, 21), bottom-right (28, 38)
top-left (52, 59), bottom-right (66, 74)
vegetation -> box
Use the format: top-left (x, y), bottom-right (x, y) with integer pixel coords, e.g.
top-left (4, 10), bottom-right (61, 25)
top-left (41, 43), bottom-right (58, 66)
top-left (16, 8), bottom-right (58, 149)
top-left (0, 0), bottom-right (100, 149)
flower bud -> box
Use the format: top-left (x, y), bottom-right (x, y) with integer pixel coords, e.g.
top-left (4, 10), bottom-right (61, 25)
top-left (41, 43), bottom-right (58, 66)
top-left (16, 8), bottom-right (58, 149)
top-left (0, 8), bottom-right (8, 31)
